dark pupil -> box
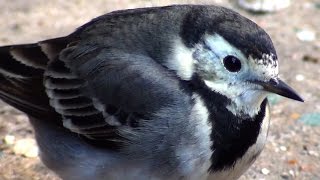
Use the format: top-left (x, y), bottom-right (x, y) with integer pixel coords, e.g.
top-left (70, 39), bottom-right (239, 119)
top-left (223, 55), bottom-right (241, 72)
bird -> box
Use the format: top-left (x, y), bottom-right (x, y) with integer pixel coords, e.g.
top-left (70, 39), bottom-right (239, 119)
top-left (0, 4), bottom-right (303, 180)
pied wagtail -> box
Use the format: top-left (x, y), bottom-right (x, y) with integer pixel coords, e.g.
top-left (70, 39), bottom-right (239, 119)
top-left (0, 5), bottom-right (303, 180)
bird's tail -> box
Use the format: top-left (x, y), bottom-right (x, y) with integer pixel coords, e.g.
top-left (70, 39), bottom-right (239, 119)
top-left (0, 38), bottom-right (68, 118)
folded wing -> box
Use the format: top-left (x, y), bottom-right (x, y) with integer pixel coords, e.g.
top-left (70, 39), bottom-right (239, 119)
top-left (0, 34), bottom-right (189, 147)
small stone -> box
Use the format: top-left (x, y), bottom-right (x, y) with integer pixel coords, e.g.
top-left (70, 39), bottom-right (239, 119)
top-left (280, 146), bottom-right (287, 151)
top-left (290, 113), bottom-right (301, 120)
top-left (296, 29), bottom-right (316, 42)
top-left (289, 170), bottom-right (295, 176)
top-left (295, 74), bottom-right (305, 81)
top-left (280, 172), bottom-right (290, 179)
top-left (13, 138), bottom-right (39, 158)
top-left (238, 0), bottom-right (291, 12)
top-left (16, 114), bottom-right (28, 121)
top-left (4, 135), bottom-right (15, 145)
top-left (287, 159), bottom-right (298, 165)
top-left (302, 55), bottom-right (318, 63)
top-left (308, 150), bottom-right (319, 157)
top-left (261, 168), bottom-right (270, 175)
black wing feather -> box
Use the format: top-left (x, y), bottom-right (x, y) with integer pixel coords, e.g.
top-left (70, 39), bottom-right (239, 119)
top-left (0, 44), bottom-right (55, 118)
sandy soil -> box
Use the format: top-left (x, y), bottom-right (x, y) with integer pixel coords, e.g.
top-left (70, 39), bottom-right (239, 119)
top-left (0, 0), bottom-right (319, 179)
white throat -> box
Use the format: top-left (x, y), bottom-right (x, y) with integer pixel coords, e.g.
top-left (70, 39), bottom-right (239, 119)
top-left (204, 80), bottom-right (268, 117)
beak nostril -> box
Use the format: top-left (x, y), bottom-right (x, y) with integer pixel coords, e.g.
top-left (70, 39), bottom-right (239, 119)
top-left (269, 78), bottom-right (278, 86)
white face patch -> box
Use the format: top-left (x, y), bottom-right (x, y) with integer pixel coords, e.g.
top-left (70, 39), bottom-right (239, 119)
top-left (198, 34), bottom-right (277, 117)
top-left (167, 38), bottom-right (195, 80)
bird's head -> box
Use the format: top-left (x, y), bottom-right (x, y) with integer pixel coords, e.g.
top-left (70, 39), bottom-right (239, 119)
top-left (170, 6), bottom-right (303, 117)
top-left (192, 33), bottom-right (302, 117)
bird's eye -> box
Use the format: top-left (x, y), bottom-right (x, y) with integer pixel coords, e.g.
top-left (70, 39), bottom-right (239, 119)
top-left (223, 55), bottom-right (241, 72)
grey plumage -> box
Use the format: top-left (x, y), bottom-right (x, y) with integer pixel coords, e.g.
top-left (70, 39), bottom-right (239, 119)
top-left (0, 5), bottom-right (302, 180)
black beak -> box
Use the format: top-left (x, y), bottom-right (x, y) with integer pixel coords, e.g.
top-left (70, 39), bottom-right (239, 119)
top-left (255, 78), bottom-right (304, 102)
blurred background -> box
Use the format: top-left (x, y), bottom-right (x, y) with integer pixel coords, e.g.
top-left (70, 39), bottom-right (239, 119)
top-left (0, 0), bottom-right (319, 179)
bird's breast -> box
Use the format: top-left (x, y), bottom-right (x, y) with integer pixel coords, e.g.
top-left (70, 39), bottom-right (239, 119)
top-left (208, 103), bottom-right (270, 180)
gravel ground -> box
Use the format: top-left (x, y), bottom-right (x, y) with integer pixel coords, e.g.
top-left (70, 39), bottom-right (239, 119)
top-left (0, 0), bottom-right (319, 180)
